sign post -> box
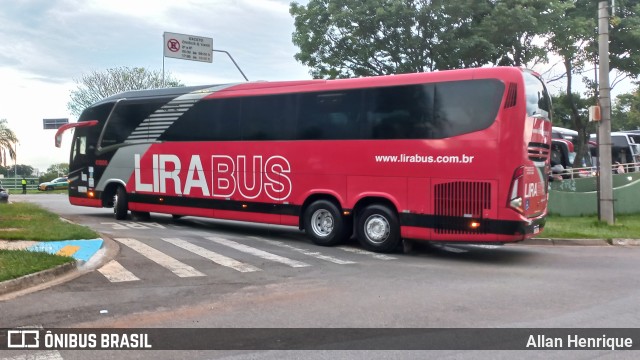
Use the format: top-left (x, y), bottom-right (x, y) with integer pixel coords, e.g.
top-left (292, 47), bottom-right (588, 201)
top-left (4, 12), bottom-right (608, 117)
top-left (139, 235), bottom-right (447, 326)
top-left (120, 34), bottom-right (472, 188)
top-left (163, 32), bottom-right (213, 63)
top-left (162, 31), bottom-right (248, 83)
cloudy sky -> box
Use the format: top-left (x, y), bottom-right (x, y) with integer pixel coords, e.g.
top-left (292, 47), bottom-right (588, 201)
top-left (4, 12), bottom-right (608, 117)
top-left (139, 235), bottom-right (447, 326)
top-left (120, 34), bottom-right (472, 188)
top-left (0, 0), bottom-right (310, 173)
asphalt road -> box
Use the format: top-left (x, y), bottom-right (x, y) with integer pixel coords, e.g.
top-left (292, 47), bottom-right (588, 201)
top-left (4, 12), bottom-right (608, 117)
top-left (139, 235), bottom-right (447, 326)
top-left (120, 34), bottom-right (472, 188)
top-left (2, 194), bottom-right (640, 359)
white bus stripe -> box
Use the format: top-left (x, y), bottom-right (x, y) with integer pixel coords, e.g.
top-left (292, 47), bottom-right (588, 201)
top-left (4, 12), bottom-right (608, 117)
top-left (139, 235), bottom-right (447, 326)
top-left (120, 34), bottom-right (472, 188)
top-left (337, 246), bottom-right (397, 260)
top-left (161, 238), bottom-right (260, 273)
top-left (249, 237), bottom-right (355, 265)
top-left (97, 260), bottom-right (140, 282)
top-left (205, 237), bottom-right (310, 268)
top-left (114, 238), bottom-right (205, 277)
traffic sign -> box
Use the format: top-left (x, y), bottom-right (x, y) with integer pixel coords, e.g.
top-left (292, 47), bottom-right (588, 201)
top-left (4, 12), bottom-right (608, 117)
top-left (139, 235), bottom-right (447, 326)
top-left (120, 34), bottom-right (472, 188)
top-left (163, 32), bottom-right (213, 63)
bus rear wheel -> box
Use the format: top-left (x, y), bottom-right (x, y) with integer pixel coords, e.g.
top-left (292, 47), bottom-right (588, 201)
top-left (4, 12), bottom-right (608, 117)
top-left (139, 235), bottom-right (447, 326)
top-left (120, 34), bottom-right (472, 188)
top-left (113, 186), bottom-right (129, 220)
top-left (356, 204), bottom-right (400, 253)
top-left (303, 200), bottom-right (349, 246)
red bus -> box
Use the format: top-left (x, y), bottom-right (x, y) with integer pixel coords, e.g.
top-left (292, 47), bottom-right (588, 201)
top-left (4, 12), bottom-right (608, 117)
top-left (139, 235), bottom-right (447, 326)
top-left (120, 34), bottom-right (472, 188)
top-left (55, 67), bottom-right (552, 253)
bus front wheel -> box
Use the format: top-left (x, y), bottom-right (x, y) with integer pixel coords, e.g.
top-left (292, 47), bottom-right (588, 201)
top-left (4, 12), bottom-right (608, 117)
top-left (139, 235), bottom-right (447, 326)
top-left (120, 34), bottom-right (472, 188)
top-left (114, 186), bottom-right (129, 220)
top-left (356, 204), bottom-right (400, 253)
top-left (303, 200), bottom-right (349, 246)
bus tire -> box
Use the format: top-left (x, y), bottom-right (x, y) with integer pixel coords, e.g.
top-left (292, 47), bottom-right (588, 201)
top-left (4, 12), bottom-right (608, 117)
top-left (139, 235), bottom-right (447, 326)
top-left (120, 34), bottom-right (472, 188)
top-left (114, 186), bottom-right (128, 220)
top-left (356, 204), bottom-right (400, 253)
top-left (303, 200), bottom-right (349, 246)
top-left (172, 215), bottom-right (183, 220)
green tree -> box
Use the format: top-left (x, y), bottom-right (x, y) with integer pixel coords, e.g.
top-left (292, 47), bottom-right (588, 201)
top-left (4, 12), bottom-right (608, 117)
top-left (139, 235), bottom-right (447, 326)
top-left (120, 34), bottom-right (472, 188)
top-left (0, 119), bottom-right (19, 167)
top-left (7, 164), bottom-right (35, 178)
top-left (39, 163), bottom-right (69, 183)
top-left (612, 86), bottom-right (640, 131)
top-left (67, 67), bottom-right (183, 116)
top-left (289, 0), bottom-right (562, 78)
top-left (546, 0), bottom-right (640, 168)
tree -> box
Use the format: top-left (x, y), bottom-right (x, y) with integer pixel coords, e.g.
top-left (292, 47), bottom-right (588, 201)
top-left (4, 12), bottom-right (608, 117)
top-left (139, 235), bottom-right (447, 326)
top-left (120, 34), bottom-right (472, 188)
top-left (0, 119), bottom-right (19, 167)
top-left (290, 0), bottom-right (441, 78)
top-left (38, 163), bottom-right (69, 183)
top-left (289, 0), bottom-right (564, 78)
top-left (67, 67), bottom-right (183, 116)
top-left (545, 0), bottom-right (640, 168)
top-left (612, 85), bottom-right (640, 131)
top-left (7, 164), bottom-right (35, 178)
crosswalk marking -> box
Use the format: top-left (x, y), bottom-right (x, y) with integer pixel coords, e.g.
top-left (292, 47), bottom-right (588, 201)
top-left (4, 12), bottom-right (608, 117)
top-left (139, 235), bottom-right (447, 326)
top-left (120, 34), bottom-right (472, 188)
top-left (249, 237), bottom-right (355, 265)
top-left (205, 237), bottom-right (310, 268)
top-left (114, 238), bottom-right (205, 277)
top-left (98, 260), bottom-right (140, 282)
top-left (161, 238), bottom-right (260, 273)
top-left (2, 350), bottom-right (64, 360)
top-left (337, 246), bottom-right (397, 260)
top-left (3, 325), bottom-right (63, 360)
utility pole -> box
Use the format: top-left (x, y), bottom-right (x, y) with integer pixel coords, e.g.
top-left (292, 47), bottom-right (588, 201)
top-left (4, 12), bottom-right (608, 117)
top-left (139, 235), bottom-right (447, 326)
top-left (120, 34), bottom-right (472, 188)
top-left (598, 1), bottom-right (615, 224)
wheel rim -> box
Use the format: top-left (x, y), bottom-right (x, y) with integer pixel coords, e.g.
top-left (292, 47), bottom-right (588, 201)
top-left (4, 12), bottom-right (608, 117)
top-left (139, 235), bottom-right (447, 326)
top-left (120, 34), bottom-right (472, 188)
top-left (113, 194), bottom-right (119, 214)
top-left (310, 209), bottom-right (334, 237)
top-left (364, 214), bottom-right (390, 244)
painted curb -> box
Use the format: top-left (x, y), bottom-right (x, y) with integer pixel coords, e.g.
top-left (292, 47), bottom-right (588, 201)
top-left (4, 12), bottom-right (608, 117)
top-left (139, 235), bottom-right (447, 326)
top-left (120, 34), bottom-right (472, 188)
top-left (0, 261), bottom-right (77, 296)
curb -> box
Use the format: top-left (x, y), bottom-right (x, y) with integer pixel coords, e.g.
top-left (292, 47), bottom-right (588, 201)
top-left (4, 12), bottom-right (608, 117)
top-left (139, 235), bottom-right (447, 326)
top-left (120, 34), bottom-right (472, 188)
top-left (0, 261), bottom-right (77, 296)
top-left (525, 238), bottom-right (611, 246)
top-left (0, 235), bottom-right (119, 300)
top-left (525, 238), bottom-right (640, 246)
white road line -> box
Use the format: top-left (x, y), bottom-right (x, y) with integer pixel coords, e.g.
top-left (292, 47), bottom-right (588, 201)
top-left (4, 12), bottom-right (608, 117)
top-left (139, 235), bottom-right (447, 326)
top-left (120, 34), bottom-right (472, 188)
top-left (97, 260), bottom-right (140, 282)
top-left (249, 237), bottom-right (355, 265)
top-left (336, 246), bottom-right (397, 260)
top-left (1, 351), bottom-right (64, 360)
top-left (205, 237), bottom-right (310, 268)
top-left (161, 238), bottom-right (260, 273)
top-left (4, 325), bottom-right (63, 360)
top-left (113, 238), bottom-right (205, 277)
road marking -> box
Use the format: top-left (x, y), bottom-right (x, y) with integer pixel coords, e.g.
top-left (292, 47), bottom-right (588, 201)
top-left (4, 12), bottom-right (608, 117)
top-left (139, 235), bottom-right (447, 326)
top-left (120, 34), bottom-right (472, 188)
top-left (4, 325), bottom-right (63, 360)
top-left (249, 237), bottom-right (355, 265)
top-left (114, 238), bottom-right (205, 277)
top-left (336, 246), bottom-right (397, 260)
top-left (2, 350), bottom-right (64, 360)
top-left (98, 260), bottom-right (140, 282)
top-left (161, 238), bottom-right (260, 273)
top-left (205, 237), bottom-right (310, 268)
top-left (56, 245), bottom-right (80, 257)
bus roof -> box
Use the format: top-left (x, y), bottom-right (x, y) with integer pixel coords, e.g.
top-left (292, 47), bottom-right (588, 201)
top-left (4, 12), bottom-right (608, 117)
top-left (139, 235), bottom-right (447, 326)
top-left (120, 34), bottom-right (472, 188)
top-left (93, 84), bottom-right (227, 106)
top-left (90, 67), bottom-right (530, 106)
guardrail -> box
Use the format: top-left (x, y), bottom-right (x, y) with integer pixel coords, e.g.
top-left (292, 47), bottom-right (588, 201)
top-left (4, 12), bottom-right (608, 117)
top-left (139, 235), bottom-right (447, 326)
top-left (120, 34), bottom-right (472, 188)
top-left (551, 161), bottom-right (640, 181)
top-left (0, 178), bottom-right (40, 191)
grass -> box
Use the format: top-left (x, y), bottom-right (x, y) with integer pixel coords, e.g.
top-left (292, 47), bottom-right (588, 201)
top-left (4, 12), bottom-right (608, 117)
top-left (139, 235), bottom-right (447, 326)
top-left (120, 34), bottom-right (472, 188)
top-left (542, 214), bottom-right (640, 240)
top-left (0, 202), bottom-right (98, 282)
top-left (0, 202), bottom-right (99, 241)
top-left (5, 189), bottom-right (67, 195)
top-left (0, 249), bottom-right (74, 282)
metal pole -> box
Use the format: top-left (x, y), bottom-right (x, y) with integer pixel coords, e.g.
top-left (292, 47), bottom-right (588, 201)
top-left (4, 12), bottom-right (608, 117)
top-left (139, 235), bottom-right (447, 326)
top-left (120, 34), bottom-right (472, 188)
top-left (162, 33), bottom-right (165, 87)
top-left (598, 1), bottom-right (615, 224)
top-left (14, 143), bottom-right (17, 179)
top-left (213, 49), bottom-right (249, 81)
